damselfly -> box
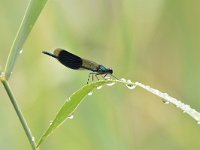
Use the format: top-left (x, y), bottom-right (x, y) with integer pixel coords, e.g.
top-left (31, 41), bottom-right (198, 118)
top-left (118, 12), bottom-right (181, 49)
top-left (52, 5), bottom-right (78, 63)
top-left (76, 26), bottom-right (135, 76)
top-left (42, 48), bottom-right (118, 84)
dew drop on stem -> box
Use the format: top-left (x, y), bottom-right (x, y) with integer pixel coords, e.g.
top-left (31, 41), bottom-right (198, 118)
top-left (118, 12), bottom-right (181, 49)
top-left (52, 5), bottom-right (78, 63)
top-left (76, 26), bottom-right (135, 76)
top-left (19, 49), bottom-right (23, 54)
top-left (49, 120), bottom-right (53, 125)
top-left (31, 137), bottom-right (35, 142)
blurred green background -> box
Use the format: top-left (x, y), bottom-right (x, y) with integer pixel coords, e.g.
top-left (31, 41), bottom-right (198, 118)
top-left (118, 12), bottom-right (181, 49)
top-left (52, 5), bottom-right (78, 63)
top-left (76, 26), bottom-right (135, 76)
top-left (1, 0), bottom-right (200, 150)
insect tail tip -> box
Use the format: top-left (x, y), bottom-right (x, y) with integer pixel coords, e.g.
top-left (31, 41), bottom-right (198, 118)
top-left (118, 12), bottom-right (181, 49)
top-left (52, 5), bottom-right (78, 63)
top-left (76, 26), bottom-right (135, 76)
top-left (42, 51), bottom-right (49, 54)
top-left (42, 51), bottom-right (58, 59)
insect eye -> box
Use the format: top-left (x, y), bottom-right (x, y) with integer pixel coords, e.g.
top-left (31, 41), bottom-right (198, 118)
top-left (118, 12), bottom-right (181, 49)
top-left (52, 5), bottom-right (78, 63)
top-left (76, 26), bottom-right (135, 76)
top-left (108, 68), bottom-right (113, 74)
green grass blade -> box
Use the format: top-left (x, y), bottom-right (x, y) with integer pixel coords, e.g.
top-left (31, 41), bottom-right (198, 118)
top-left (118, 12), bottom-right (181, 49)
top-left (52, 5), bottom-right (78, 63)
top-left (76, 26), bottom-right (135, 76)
top-left (37, 80), bottom-right (115, 147)
top-left (4, 0), bottom-right (48, 80)
top-left (37, 78), bottom-right (200, 147)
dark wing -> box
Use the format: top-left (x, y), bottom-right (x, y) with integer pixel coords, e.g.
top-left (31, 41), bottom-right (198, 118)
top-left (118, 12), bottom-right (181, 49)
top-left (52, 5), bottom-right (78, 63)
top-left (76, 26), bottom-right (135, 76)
top-left (56, 49), bottom-right (83, 69)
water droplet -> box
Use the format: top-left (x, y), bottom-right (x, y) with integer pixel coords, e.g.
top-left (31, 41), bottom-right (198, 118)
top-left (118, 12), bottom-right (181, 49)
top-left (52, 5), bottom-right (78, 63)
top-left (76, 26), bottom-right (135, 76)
top-left (127, 79), bottom-right (132, 83)
top-left (164, 101), bottom-right (169, 104)
top-left (106, 82), bottom-right (115, 86)
top-left (120, 78), bottom-right (126, 82)
top-left (31, 137), bottom-right (35, 142)
top-left (19, 49), bottom-right (23, 54)
top-left (182, 110), bottom-right (186, 113)
top-left (97, 85), bottom-right (103, 90)
top-left (126, 84), bottom-right (136, 89)
top-left (49, 120), bottom-right (53, 125)
top-left (105, 76), bottom-right (111, 80)
top-left (68, 114), bottom-right (74, 119)
top-left (146, 85), bottom-right (150, 89)
top-left (163, 93), bottom-right (168, 96)
top-left (88, 91), bottom-right (93, 96)
top-left (153, 89), bottom-right (160, 95)
top-left (161, 99), bottom-right (169, 104)
top-left (163, 93), bottom-right (169, 98)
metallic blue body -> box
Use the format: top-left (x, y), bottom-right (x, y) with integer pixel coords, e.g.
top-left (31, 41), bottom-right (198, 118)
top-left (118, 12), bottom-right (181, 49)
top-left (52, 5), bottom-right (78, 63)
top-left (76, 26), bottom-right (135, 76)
top-left (83, 65), bottom-right (111, 74)
top-left (98, 65), bottom-right (108, 73)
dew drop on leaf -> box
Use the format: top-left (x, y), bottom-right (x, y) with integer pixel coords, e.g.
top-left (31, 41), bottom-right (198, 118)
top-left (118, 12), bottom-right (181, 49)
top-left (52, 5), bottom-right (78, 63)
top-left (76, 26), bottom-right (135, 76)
top-left (67, 114), bottom-right (74, 119)
top-left (164, 101), bottom-right (169, 104)
top-left (106, 82), bottom-right (115, 86)
top-left (126, 84), bottom-right (136, 90)
top-left (88, 91), bottom-right (93, 96)
top-left (97, 85), bottom-right (103, 90)
top-left (105, 76), bottom-right (111, 80)
top-left (120, 78), bottom-right (126, 82)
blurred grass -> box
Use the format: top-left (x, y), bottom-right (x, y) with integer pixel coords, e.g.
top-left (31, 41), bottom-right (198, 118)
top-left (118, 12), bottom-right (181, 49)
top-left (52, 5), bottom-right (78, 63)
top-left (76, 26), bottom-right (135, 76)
top-left (1, 0), bottom-right (200, 150)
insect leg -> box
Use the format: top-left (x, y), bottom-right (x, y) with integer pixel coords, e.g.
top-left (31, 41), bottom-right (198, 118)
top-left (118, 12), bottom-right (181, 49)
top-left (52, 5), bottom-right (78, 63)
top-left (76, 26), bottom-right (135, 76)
top-left (91, 74), bottom-right (94, 81)
top-left (95, 74), bottom-right (99, 80)
top-left (103, 74), bottom-right (108, 78)
top-left (87, 73), bottom-right (93, 84)
top-left (87, 73), bottom-right (91, 84)
top-left (110, 74), bottom-right (118, 80)
top-left (87, 73), bottom-right (98, 84)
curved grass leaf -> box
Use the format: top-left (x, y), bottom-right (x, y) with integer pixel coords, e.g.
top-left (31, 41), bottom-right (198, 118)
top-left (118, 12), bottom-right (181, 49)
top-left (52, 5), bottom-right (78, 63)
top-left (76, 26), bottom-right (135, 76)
top-left (37, 78), bottom-right (200, 147)
top-left (37, 80), bottom-right (115, 147)
top-left (4, 0), bottom-right (48, 80)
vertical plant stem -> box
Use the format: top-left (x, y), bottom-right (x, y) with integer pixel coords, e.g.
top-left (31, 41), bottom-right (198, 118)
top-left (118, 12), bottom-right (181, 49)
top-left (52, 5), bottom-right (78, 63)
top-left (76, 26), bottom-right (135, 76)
top-left (1, 79), bottom-right (36, 150)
